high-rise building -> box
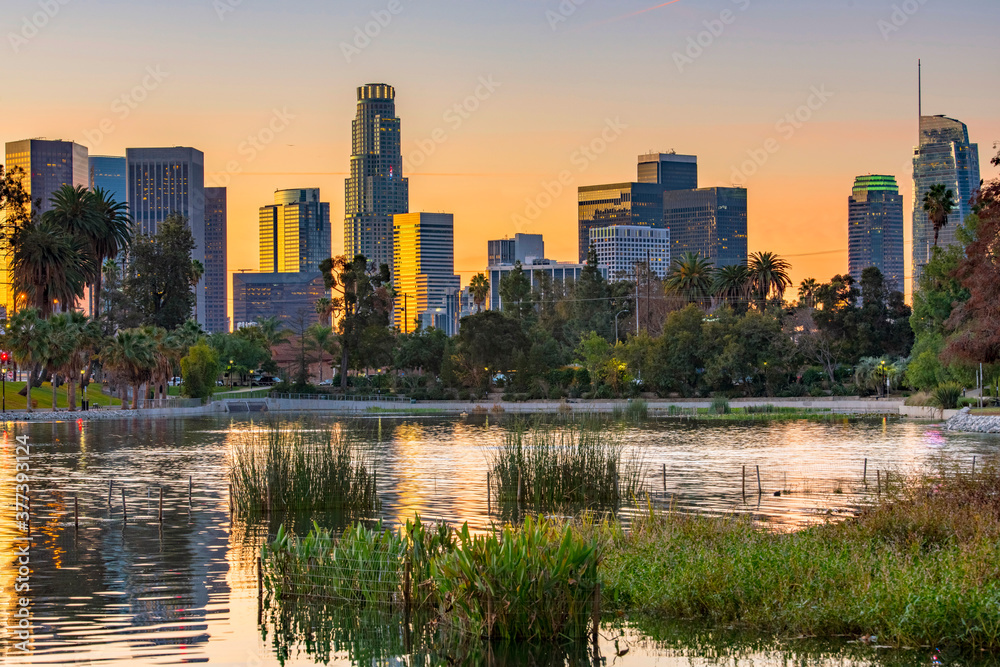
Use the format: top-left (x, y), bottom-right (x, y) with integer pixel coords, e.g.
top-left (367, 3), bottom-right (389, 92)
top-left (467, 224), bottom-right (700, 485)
top-left (487, 233), bottom-right (545, 267)
top-left (912, 115), bottom-right (980, 283)
top-left (88, 155), bottom-right (127, 204)
top-left (126, 147), bottom-right (209, 327)
top-left (4, 139), bottom-right (89, 214)
top-left (579, 153), bottom-right (697, 262)
top-left (204, 187), bottom-right (229, 333)
top-left (259, 188), bottom-right (331, 273)
top-left (489, 260), bottom-right (606, 312)
top-left (589, 225), bottom-right (670, 279)
top-left (233, 272), bottom-right (328, 330)
top-left (3, 139), bottom-right (89, 315)
top-left (848, 175), bottom-right (904, 292)
top-left (662, 187), bottom-right (748, 268)
top-left (637, 152), bottom-right (698, 190)
top-left (393, 213), bottom-right (461, 335)
top-left (345, 83), bottom-right (408, 270)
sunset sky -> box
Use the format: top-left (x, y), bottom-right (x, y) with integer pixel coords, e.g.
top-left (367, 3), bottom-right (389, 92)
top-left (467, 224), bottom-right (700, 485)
top-left (4, 0), bottom-right (999, 318)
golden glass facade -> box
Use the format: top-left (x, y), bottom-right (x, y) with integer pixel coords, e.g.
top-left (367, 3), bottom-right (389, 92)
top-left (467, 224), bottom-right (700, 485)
top-left (392, 213), bottom-right (460, 334)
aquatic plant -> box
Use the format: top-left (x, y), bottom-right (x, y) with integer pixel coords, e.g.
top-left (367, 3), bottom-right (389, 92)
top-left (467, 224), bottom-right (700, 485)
top-left (710, 396), bottom-right (731, 414)
top-left (228, 419), bottom-right (379, 517)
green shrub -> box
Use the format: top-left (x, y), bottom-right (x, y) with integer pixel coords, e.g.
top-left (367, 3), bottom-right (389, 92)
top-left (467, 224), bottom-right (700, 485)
top-left (710, 396), bottom-right (730, 415)
top-left (932, 383), bottom-right (963, 410)
top-left (180, 342), bottom-right (221, 401)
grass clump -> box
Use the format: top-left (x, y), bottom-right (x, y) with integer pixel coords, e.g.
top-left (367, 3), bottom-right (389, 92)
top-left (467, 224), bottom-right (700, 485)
top-left (932, 382), bottom-right (963, 410)
top-left (710, 396), bottom-right (731, 414)
top-left (601, 460), bottom-right (1000, 650)
top-left (261, 514), bottom-right (600, 642)
top-left (488, 420), bottom-right (645, 511)
top-left (228, 419), bottom-right (379, 518)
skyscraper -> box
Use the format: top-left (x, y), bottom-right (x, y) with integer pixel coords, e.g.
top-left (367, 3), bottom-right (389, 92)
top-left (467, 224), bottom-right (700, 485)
top-left (204, 187), bottom-right (229, 333)
top-left (3, 139), bottom-right (89, 314)
top-left (259, 188), bottom-right (331, 273)
top-left (487, 233), bottom-right (545, 267)
top-left (345, 83), bottom-right (408, 270)
top-left (393, 213), bottom-right (460, 334)
top-left (912, 115), bottom-right (980, 283)
top-left (590, 225), bottom-right (670, 279)
top-left (848, 175), bottom-right (904, 291)
top-left (233, 272), bottom-right (328, 330)
top-left (88, 155), bottom-right (127, 204)
top-left (662, 187), bottom-right (748, 268)
top-left (126, 147), bottom-right (209, 327)
top-left (579, 153), bottom-right (697, 262)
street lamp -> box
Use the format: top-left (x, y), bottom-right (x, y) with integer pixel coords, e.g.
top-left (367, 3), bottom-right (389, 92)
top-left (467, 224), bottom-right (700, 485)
top-left (614, 309), bottom-right (629, 343)
top-left (81, 368), bottom-right (87, 410)
top-left (229, 359), bottom-right (235, 389)
top-left (0, 351), bottom-right (8, 412)
top-left (249, 369), bottom-right (255, 388)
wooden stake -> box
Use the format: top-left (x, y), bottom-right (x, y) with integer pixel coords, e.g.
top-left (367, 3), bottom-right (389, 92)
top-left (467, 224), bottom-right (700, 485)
top-left (863, 458), bottom-right (868, 485)
top-left (877, 470), bottom-right (881, 497)
top-left (742, 465), bottom-right (746, 502)
top-left (662, 463), bottom-right (666, 494)
top-left (188, 476), bottom-right (192, 510)
top-left (159, 487), bottom-right (163, 523)
top-left (121, 487), bottom-right (127, 523)
top-left (973, 456), bottom-right (977, 476)
top-left (756, 465), bottom-right (762, 496)
top-left (108, 479), bottom-right (112, 507)
top-left (74, 496), bottom-right (79, 530)
top-left (486, 472), bottom-right (491, 514)
top-left (591, 582), bottom-right (601, 645)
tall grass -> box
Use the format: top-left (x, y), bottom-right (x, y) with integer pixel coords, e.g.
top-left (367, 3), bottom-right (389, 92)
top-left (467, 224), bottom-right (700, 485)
top-left (488, 420), bottom-right (645, 511)
top-left (261, 514), bottom-right (601, 641)
top-left (710, 396), bottom-right (731, 414)
top-left (932, 382), bottom-right (963, 410)
top-left (601, 459), bottom-right (1000, 650)
top-left (228, 419), bottom-right (379, 518)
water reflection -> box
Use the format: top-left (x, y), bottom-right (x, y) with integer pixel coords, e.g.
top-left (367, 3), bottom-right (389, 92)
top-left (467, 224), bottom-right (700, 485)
top-left (0, 415), bottom-right (994, 664)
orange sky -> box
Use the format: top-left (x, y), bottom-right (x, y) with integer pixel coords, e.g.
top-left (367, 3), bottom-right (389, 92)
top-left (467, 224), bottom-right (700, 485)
top-left (3, 0), bottom-right (998, 322)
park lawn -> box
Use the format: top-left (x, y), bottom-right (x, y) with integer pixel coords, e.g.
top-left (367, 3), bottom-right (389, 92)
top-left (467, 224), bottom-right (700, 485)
top-left (0, 382), bottom-right (124, 411)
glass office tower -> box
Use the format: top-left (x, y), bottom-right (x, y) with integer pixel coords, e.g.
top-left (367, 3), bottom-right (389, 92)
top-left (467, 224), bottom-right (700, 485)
top-left (637, 152), bottom-right (698, 190)
top-left (662, 187), bottom-right (748, 268)
top-left (259, 188), bottom-right (331, 274)
top-left (912, 115), bottom-right (980, 284)
top-left (204, 187), bottom-right (229, 333)
top-left (344, 83), bottom-right (409, 270)
top-left (126, 147), bottom-right (209, 327)
top-left (848, 175), bottom-right (904, 292)
top-left (89, 155), bottom-right (127, 205)
top-left (393, 213), bottom-right (461, 334)
top-left (578, 182), bottom-right (665, 263)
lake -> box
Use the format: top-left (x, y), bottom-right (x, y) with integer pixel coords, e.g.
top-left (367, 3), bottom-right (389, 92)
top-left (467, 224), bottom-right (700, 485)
top-left (0, 415), bottom-right (996, 665)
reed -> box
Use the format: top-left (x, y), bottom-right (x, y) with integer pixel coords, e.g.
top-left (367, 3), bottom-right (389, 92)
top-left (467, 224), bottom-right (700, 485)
top-left (488, 420), bottom-right (645, 511)
top-left (228, 419), bottom-right (379, 518)
top-left (261, 514), bottom-right (601, 642)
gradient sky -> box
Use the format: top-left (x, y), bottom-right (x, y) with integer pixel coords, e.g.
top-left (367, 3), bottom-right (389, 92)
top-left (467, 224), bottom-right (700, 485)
top-left (4, 0), bottom-right (999, 319)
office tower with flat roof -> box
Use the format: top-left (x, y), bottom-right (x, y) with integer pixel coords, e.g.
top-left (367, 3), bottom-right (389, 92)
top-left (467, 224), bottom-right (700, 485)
top-left (345, 83), bottom-right (408, 270)
top-left (590, 225), bottom-right (670, 279)
top-left (912, 115), bottom-right (980, 283)
top-left (848, 175), bottom-right (904, 292)
top-left (489, 260), bottom-right (606, 312)
top-left (233, 272), bottom-right (328, 330)
top-left (259, 188), bottom-right (331, 273)
top-left (637, 152), bottom-right (698, 190)
top-left (3, 139), bottom-right (89, 315)
top-left (88, 155), bottom-right (127, 204)
top-left (579, 153), bottom-right (697, 263)
top-left (126, 146), bottom-right (208, 326)
top-left (393, 213), bottom-right (461, 335)
top-left (204, 187), bottom-right (229, 333)
top-left (487, 233), bottom-right (545, 267)
top-left (663, 187), bottom-right (748, 268)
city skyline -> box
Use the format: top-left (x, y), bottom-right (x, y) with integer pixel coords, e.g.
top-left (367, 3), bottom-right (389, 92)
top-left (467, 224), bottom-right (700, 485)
top-left (3, 0), bottom-right (998, 323)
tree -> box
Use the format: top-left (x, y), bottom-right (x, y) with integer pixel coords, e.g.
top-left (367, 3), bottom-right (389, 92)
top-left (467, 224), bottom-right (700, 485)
top-left (923, 183), bottom-right (957, 249)
top-left (9, 217), bottom-right (89, 316)
top-left (748, 251), bottom-right (792, 305)
top-left (88, 187), bottom-right (133, 313)
top-left (123, 214), bottom-right (198, 329)
top-left (499, 262), bottom-right (532, 320)
top-left (665, 252), bottom-right (714, 306)
top-left (470, 273), bottom-right (490, 313)
top-left (712, 264), bottom-right (751, 309)
top-left (798, 278), bottom-right (819, 309)
top-left (6, 308), bottom-right (45, 412)
top-left (307, 324), bottom-right (337, 383)
top-left (180, 342), bottom-right (221, 402)
top-left (454, 310), bottom-right (528, 388)
top-left (50, 311), bottom-right (99, 411)
top-left (101, 329), bottom-right (156, 409)
top-left (321, 254), bottom-right (393, 389)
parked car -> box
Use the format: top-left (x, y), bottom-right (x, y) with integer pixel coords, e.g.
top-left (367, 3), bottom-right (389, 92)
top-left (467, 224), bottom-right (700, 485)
top-left (167, 376), bottom-right (182, 387)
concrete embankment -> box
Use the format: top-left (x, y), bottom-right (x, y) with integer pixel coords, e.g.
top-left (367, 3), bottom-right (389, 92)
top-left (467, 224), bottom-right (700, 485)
top-left (945, 407), bottom-right (1000, 433)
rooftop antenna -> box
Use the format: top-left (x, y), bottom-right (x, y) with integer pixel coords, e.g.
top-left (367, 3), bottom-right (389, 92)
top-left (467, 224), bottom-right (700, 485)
top-left (918, 59), bottom-right (922, 120)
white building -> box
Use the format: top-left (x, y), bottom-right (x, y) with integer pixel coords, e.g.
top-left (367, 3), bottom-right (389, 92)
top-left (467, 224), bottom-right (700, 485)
top-left (589, 225), bottom-right (670, 279)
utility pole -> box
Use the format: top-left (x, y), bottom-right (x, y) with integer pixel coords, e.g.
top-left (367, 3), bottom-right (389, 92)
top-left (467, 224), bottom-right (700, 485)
top-left (646, 250), bottom-right (650, 333)
top-left (635, 263), bottom-right (640, 336)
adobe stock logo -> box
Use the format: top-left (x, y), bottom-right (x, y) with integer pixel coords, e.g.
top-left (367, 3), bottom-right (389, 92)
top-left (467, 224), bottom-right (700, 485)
top-left (8, 0), bottom-right (73, 53)
top-left (340, 0), bottom-right (405, 63)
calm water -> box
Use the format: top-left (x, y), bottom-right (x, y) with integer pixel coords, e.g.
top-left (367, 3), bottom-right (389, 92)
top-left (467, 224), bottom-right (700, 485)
top-left (0, 415), bottom-right (996, 666)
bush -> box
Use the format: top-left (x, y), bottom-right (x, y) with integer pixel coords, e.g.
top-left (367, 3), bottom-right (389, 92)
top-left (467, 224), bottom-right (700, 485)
top-left (932, 383), bottom-right (963, 410)
top-left (595, 384), bottom-right (614, 399)
top-left (548, 386), bottom-right (564, 400)
top-left (710, 396), bottom-right (730, 415)
top-left (180, 343), bottom-right (221, 401)
top-left (809, 386), bottom-right (827, 397)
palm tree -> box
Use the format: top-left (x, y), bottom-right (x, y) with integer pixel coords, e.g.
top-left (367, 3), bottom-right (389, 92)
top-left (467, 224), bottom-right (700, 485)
top-left (712, 264), bottom-right (751, 307)
top-left (748, 251), bottom-right (792, 305)
top-left (9, 218), bottom-right (89, 316)
top-left (665, 252), bottom-right (715, 305)
top-left (50, 312), bottom-right (97, 411)
top-left (140, 325), bottom-right (174, 402)
top-left (42, 314), bottom-right (75, 410)
top-left (89, 187), bottom-right (133, 313)
top-left (923, 184), bottom-right (957, 250)
top-left (470, 273), bottom-right (490, 313)
top-left (43, 185), bottom-right (104, 300)
top-left (798, 278), bottom-right (819, 309)
top-left (315, 297), bottom-right (335, 326)
top-left (190, 259), bottom-right (205, 287)
top-left (307, 324), bottom-right (337, 384)
top-left (101, 329), bottom-right (156, 409)
top-left (257, 316), bottom-right (291, 350)
top-left (6, 309), bottom-right (45, 412)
